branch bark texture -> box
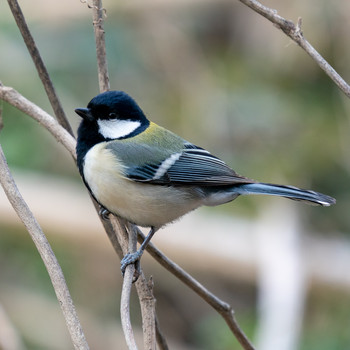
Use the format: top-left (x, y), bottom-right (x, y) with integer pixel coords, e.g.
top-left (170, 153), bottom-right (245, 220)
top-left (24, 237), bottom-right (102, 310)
top-left (238, 0), bottom-right (350, 98)
top-left (92, 0), bottom-right (110, 92)
top-left (90, 3), bottom-right (159, 349)
top-left (0, 146), bottom-right (89, 350)
top-left (138, 230), bottom-right (256, 350)
top-left (7, 0), bottom-right (74, 134)
top-left (119, 221), bottom-right (139, 350)
top-left (0, 84), bottom-right (76, 158)
top-left (111, 218), bottom-right (158, 350)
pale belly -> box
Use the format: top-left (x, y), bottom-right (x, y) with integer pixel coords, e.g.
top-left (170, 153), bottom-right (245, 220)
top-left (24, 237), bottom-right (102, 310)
top-left (83, 143), bottom-right (203, 227)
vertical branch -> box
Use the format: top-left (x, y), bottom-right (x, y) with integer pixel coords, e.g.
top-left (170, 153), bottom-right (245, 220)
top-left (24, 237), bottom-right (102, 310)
top-left (90, 2), bottom-right (161, 349)
top-left (132, 228), bottom-right (156, 350)
top-left (120, 268), bottom-right (138, 350)
top-left (136, 275), bottom-right (156, 350)
top-left (6, 0), bottom-right (74, 135)
top-left (110, 218), bottom-right (159, 350)
top-left (0, 146), bottom-right (89, 350)
top-left (92, 0), bottom-right (110, 92)
top-left (113, 219), bottom-right (139, 350)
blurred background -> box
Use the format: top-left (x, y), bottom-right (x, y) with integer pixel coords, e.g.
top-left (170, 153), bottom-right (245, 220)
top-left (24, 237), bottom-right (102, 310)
top-left (0, 0), bottom-right (349, 349)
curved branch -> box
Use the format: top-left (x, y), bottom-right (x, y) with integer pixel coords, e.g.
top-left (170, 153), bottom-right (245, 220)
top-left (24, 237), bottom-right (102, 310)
top-left (0, 145), bottom-right (89, 350)
top-left (121, 266), bottom-right (138, 350)
top-left (238, 0), bottom-right (350, 98)
top-left (111, 218), bottom-right (157, 350)
top-left (7, 0), bottom-right (74, 135)
top-left (121, 223), bottom-right (139, 350)
top-left (0, 84), bottom-right (76, 159)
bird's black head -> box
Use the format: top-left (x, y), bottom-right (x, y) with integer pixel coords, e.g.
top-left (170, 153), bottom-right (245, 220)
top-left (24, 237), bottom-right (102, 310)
top-left (75, 90), bottom-right (148, 123)
top-left (76, 90), bottom-right (150, 141)
top-left (75, 91), bottom-right (150, 175)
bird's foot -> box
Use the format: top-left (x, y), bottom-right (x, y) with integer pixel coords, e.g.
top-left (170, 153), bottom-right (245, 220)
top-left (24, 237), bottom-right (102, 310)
top-left (99, 207), bottom-right (111, 220)
top-left (121, 251), bottom-right (142, 282)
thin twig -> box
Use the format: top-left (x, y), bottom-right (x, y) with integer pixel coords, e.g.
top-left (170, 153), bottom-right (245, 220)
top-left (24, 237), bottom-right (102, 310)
top-left (90, 2), bottom-right (139, 347)
top-left (6, 0), bottom-right (74, 135)
top-left (0, 145), bottom-right (89, 350)
top-left (137, 230), bottom-right (255, 350)
top-left (92, 0), bottom-right (110, 92)
top-left (121, 230), bottom-right (139, 350)
top-left (133, 228), bottom-right (157, 350)
top-left (155, 315), bottom-right (169, 350)
top-left (90, 2), bottom-right (165, 348)
top-left (111, 218), bottom-right (159, 350)
top-left (135, 275), bottom-right (156, 350)
top-left (0, 84), bottom-right (75, 158)
top-left (112, 219), bottom-right (139, 350)
top-left (238, 0), bottom-right (350, 98)
top-left (121, 268), bottom-right (138, 350)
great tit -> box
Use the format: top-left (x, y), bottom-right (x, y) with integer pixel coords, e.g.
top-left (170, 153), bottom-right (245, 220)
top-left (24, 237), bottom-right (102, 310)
top-left (75, 90), bottom-right (335, 274)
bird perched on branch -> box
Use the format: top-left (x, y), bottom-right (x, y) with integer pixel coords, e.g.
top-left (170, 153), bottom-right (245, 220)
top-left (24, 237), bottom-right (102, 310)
top-left (75, 91), bottom-right (335, 277)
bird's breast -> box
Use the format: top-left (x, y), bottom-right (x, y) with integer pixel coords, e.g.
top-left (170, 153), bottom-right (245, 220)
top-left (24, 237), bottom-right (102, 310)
top-left (83, 142), bottom-right (203, 227)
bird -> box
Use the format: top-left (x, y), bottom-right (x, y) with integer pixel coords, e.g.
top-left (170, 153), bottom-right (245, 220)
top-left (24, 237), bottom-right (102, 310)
top-left (75, 90), bottom-right (336, 276)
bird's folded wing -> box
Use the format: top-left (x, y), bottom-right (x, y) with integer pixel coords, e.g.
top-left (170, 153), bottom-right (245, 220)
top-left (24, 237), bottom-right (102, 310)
top-left (106, 142), bottom-right (253, 186)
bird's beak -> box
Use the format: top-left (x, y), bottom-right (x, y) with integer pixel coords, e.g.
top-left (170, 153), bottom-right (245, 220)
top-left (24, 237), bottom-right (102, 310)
top-left (75, 108), bottom-right (94, 122)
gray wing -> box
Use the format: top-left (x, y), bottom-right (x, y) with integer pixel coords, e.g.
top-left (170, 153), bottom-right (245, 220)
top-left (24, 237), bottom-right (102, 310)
top-left (107, 141), bottom-right (252, 186)
top-left (153, 147), bottom-right (252, 186)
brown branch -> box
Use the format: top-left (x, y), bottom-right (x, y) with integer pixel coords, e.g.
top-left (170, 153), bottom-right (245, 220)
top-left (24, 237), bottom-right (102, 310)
top-left (137, 230), bottom-right (256, 350)
top-left (133, 240), bottom-right (157, 349)
top-left (0, 84), bottom-right (76, 158)
top-left (155, 315), bottom-right (169, 350)
top-left (92, 0), bottom-right (110, 92)
top-left (119, 222), bottom-right (139, 350)
top-left (6, 0), bottom-right (74, 135)
top-left (89, 2), bottom-right (141, 348)
top-left (136, 275), bottom-right (157, 350)
top-left (110, 218), bottom-right (158, 350)
top-left (90, 2), bottom-right (165, 349)
top-left (0, 145), bottom-right (89, 350)
top-left (238, 0), bottom-right (350, 98)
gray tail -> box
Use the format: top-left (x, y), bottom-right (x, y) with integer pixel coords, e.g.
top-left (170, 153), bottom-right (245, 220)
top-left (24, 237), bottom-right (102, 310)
top-left (234, 183), bottom-right (336, 207)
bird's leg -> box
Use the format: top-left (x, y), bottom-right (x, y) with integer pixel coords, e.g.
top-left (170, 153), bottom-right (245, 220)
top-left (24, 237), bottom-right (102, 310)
top-left (120, 226), bottom-right (158, 281)
top-left (99, 206), bottom-right (111, 220)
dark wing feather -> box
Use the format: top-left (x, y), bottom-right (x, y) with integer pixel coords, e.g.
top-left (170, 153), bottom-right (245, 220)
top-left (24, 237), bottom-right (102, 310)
top-left (125, 144), bottom-right (253, 186)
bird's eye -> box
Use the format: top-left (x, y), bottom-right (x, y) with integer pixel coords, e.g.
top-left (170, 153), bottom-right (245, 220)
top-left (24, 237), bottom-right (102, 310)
top-left (109, 112), bottom-right (118, 119)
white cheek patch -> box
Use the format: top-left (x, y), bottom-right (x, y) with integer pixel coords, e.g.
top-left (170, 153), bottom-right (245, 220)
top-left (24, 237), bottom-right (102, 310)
top-left (97, 119), bottom-right (141, 139)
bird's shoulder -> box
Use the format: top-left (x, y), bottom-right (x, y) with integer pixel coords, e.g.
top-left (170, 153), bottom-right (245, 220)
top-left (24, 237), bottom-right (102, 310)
top-left (104, 122), bottom-right (186, 164)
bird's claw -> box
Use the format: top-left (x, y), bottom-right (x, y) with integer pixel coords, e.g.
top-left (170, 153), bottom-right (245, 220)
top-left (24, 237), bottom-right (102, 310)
top-left (99, 207), bottom-right (110, 220)
top-left (121, 251), bottom-right (142, 282)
